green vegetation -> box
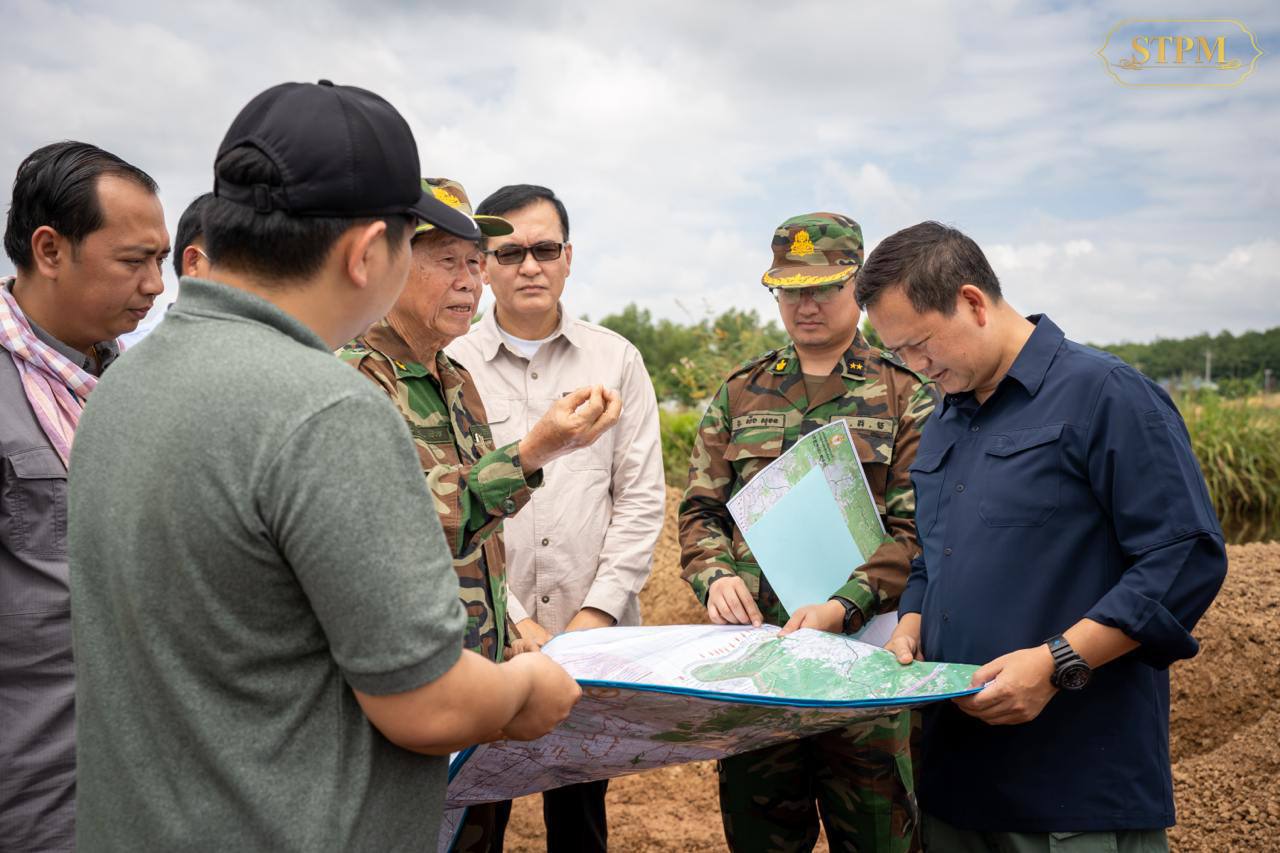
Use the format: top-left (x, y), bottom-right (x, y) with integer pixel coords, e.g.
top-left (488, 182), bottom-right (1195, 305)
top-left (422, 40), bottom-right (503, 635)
top-left (1177, 394), bottom-right (1280, 524)
top-left (599, 304), bottom-right (787, 406)
top-left (1094, 327), bottom-right (1280, 396)
top-left (659, 408), bottom-right (700, 489)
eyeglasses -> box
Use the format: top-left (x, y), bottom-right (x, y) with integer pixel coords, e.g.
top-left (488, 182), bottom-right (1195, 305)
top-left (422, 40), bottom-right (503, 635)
top-left (487, 241), bottom-right (567, 266)
top-left (768, 283), bottom-right (846, 304)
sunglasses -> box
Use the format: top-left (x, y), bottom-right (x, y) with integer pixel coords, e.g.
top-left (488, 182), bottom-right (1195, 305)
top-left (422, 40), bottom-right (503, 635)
top-left (486, 241), bottom-right (567, 266)
top-left (769, 283), bottom-right (846, 304)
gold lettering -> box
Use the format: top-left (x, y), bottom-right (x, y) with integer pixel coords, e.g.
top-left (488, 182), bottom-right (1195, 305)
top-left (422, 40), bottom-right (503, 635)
top-left (1154, 35), bottom-right (1173, 63)
top-left (1197, 35), bottom-right (1226, 64)
top-left (1131, 35), bottom-right (1150, 65)
top-left (1175, 36), bottom-right (1195, 63)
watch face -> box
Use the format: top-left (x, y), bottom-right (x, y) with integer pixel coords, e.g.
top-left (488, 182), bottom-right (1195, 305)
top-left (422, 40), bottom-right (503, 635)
top-left (1058, 662), bottom-right (1091, 691)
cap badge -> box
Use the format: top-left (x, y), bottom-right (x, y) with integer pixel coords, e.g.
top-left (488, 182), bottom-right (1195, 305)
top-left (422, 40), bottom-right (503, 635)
top-left (432, 186), bottom-right (464, 208)
top-left (790, 231), bottom-right (815, 257)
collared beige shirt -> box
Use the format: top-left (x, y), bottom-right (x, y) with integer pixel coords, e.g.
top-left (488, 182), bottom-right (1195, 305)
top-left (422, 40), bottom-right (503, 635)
top-left (447, 305), bottom-right (665, 633)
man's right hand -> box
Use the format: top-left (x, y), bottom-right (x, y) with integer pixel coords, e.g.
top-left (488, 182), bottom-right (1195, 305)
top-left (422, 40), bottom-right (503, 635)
top-left (707, 576), bottom-right (764, 627)
top-left (498, 652), bottom-right (582, 741)
top-left (518, 385), bottom-right (622, 473)
top-left (504, 617), bottom-right (553, 658)
top-left (514, 617), bottom-right (553, 647)
top-left (885, 612), bottom-right (924, 665)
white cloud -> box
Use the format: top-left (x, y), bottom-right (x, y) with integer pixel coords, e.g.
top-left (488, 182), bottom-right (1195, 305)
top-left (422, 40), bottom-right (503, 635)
top-left (986, 238), bottom-right (1280, 343)
top-left (0, 0), bottom-right (1275, 345)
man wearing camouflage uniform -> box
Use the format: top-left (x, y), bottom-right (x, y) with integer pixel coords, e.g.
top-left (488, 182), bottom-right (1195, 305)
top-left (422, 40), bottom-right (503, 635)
top-left (339, 178), bottom-right (619, 850)
top-left (679, 213), bottom-right (936, 853)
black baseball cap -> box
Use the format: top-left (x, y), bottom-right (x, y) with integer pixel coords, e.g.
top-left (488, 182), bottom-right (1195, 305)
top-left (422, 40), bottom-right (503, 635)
top-left (214, 80), bottom-right (480, 241)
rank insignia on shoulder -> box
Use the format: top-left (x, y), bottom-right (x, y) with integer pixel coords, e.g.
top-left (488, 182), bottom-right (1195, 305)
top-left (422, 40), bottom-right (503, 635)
top-left (771, 358), bottom-right (789, 373)
top-left (846, 358), bottom-right (866, 376)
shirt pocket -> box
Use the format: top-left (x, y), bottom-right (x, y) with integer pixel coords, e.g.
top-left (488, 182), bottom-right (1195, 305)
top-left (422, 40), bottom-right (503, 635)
top-left (979, 423), bottom-right (1065, 527)
top-left (908, 440), bottom-right (953, 540)
top-left (724, 428), bottom-right (783, 482)
top-left (480, 398), bottom-right (519, 452)
top-left (2, 448), bottom-right (68, 557)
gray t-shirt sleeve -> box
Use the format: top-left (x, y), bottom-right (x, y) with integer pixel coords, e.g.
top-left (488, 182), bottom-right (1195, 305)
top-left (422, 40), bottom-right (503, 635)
top-left (259, 390), bottom-right (465, 695)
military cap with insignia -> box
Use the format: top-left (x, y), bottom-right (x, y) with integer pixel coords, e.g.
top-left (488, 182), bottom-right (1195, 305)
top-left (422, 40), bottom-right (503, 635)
top-left (761, 212), bottom-right (865, 289)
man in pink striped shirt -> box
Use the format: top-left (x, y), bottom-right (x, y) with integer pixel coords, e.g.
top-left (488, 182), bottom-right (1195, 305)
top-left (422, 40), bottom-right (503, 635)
top-left (0, 141), bottom-right (168, 852)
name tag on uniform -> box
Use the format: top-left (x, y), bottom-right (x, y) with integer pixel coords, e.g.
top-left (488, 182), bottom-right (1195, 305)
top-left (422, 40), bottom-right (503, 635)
top-left (730, 412), bottom-right (786, 433)
top-left (837, 415), bottom-right (895, 438)
top-left (411, 424), bottom-right (453, 445)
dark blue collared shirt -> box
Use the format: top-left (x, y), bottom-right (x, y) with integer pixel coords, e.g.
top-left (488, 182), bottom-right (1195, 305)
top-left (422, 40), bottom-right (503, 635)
top-left (900, 315), bottom-right (1226, 833)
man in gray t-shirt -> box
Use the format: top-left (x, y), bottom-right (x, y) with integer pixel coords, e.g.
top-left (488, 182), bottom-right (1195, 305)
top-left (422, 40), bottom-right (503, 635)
top-left (68, 81), bottom-right (584, 851)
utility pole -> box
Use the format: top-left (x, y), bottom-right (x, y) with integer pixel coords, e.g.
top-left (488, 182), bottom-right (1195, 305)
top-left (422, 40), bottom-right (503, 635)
top-left (1204, 349), bottom-right (1212, 384)
top-left (1265, 367), bottom-right (1274, 395)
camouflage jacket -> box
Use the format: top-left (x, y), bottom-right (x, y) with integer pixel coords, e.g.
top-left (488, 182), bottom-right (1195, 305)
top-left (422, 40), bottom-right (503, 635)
top-left (338, 321), bottom-right (542, 661)
top-left (678, 331), bottom-right (936, 628)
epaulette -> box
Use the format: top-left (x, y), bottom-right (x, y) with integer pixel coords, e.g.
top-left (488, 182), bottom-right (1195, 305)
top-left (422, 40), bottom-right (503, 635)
top-left (877, 348), bottom-right (930, 384)
top-left (335, 342), bottom-right (369, 362)
top-left (726, 349), bottom-right (779, 382)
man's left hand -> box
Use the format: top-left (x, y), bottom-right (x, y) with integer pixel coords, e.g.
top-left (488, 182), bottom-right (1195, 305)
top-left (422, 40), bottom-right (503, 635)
top-left (565, 607), bottom-right (616, 632)
top-left (779, 600), bottom-right (845, 636)
top-left (953, 644), bottom-right (1058, 725)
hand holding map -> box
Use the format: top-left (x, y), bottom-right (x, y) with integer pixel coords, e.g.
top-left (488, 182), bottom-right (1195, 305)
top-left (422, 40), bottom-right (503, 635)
top-left (727, 420), bottom-right (897, 642)
top-left (438, 624), bottom-right (978, 850)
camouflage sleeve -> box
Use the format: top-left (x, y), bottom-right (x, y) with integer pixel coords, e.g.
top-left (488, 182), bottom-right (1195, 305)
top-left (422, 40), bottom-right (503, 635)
top-left (677, 381), bottom-right (740, 605)
top-left (831, 378), bottom-right (938, 626)
top-left (459, 440), bottom-right (544, 551)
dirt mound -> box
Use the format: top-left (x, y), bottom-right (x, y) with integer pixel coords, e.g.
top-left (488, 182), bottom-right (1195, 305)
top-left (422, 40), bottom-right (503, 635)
top-left (502, 488), bottom-right (1278, 851)
top-left (1167, 541), bottom-right (1280, 851)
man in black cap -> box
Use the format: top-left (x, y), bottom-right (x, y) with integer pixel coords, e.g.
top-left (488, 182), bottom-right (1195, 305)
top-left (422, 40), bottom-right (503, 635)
top-left (67, 80), bottom-right (582, 852)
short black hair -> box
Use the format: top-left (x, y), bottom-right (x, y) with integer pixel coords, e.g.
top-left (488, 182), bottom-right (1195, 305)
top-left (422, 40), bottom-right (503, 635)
top-left (4, 140), bottom-right (159, 272)
top-left (855, 221), bottom-right (1002, 315)
top-left (475, 184), bottom-right (569, 242)
top-left (173, 192), bottom-right (214, 279)
top-left (202, 145), bottom-right (410, 282)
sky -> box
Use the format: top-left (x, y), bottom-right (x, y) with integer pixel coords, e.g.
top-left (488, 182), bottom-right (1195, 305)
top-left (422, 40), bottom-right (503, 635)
top-left (2, 0), bottom-right (1277, 346)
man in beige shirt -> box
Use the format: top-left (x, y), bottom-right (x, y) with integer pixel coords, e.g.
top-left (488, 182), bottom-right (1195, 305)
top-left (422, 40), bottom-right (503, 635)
top-left (446, 184), bottom-right (664, 852)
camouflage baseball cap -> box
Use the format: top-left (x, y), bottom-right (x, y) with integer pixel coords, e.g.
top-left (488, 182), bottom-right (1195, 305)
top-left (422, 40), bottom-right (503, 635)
top-left (761, 212), bottom-right (864, 288)
top-left (415, 178), bottom-right (513, 238)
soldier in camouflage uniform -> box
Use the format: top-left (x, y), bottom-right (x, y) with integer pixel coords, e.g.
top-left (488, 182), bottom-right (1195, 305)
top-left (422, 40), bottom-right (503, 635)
top-left (339, 178), bottom-right (620, 852)
top-left (679, 213), bottom-right (937, 853)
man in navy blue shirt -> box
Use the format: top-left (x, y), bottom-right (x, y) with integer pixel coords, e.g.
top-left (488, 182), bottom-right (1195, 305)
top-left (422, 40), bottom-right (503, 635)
top-left (855, 221), bottom-right (1226, 852)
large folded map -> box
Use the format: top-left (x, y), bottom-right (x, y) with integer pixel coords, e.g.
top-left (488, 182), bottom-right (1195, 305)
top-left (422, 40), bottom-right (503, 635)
top-left (438, 625), bottom-right (979, 851)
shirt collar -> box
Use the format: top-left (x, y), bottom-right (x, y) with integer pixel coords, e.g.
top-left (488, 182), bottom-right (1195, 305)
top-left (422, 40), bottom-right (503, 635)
top-left (171, 277), bottom-right (331, 354)
top-left (361, 320), bottom-right (454, 381)
top-left (4, 276), bottom-right (119, 375)
top-left (766, 330), bottom-right (874, 379)
top-left (1004, 314), bottom-right (1064, 397)
top-left (472, 301), bottom-right (581, 361)
top-left (938, 313), bottom-right (1064, 416)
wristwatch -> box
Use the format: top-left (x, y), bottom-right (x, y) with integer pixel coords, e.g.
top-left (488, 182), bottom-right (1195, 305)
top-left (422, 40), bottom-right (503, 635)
top-left (1045, 633), bottom-right (1092, 690)
top-left (829, 596), bottom-right (864, 635)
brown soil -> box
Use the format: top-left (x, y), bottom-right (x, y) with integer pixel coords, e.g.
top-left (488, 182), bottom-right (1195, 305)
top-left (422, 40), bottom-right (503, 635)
top-left (502, 488), bottom-right (1279, 851)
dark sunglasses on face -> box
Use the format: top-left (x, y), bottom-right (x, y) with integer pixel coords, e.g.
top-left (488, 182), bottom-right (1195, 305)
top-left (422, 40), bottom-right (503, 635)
top-left (486, 241), bottom-right (567, 266)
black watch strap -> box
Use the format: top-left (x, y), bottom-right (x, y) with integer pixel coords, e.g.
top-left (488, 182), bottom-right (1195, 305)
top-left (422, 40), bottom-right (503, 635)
top-left (1045, 633), bottom-right (1091, 689)
top-left (829, 596), bottom-right (862, 635)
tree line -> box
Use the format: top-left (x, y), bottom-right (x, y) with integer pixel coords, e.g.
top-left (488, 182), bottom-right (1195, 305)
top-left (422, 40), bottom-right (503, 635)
top-left (592, 303), bottom-right (1279, 404)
